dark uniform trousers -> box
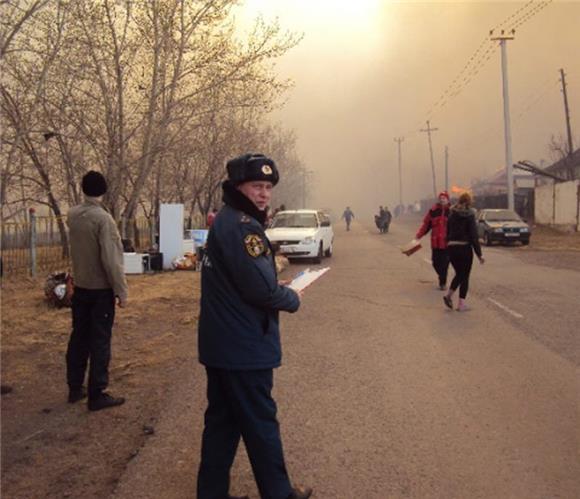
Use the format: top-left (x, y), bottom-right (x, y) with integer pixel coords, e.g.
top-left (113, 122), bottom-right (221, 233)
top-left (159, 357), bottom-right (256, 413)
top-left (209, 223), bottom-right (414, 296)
top-left (431, 248), bottom-right (450, 286)
top-left (66, 287), bottom-right (115, 397)
top-left (197, 368), bottom-right (292, 499)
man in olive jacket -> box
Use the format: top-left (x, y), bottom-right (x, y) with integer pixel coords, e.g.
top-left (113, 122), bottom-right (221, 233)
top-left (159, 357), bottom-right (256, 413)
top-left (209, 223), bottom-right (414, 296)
top-left (197, 154), bottom-right (312, 499)
top-left (66, 171), bottom-right (128, 411)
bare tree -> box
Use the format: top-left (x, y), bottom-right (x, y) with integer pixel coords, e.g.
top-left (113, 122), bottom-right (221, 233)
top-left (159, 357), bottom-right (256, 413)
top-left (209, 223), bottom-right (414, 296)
top-left (1, 0), bottom-right (305, 245)
top-left (0, 0), bottom-right (51, 59)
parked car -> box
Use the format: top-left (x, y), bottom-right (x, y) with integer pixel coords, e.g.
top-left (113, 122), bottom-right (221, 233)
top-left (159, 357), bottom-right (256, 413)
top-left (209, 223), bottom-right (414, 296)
top-left (476, 209), bottom-right (531, 246)
top-left (266, 210), bottom-right (334, 263)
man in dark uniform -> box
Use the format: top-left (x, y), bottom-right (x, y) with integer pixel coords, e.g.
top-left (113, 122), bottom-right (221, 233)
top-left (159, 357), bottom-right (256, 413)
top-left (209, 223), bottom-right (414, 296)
top-left (197, 153), bottom-right (313, 499)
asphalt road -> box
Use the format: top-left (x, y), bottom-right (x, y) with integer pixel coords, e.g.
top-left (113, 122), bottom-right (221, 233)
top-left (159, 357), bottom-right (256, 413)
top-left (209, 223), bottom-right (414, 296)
top-left (113, 218), bottom-right (580, 499)
top-left (380, 215), bottom-right (580, 368)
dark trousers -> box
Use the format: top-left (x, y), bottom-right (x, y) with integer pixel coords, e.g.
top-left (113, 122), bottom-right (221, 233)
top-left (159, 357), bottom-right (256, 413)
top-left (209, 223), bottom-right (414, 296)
top-left (448, 245), bottom-right (474, 299)
top-left (66, 287), bottom-right (115, 397)
top-left (197, 368), bottom-right (292, 499)
top-left (431, 248), bottom-right (450, 286)
top-left (345, 220), bottom-right (351, 231)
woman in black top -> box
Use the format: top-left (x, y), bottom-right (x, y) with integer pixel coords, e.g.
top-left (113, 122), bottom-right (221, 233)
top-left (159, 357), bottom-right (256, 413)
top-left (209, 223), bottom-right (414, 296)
top-left (443, 192), bottom-right (484, 311)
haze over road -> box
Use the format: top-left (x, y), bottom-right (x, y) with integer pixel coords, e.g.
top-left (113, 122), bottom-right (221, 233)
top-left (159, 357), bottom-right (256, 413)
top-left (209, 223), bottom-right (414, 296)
top-left (114, 219), bottom-right (580, 499)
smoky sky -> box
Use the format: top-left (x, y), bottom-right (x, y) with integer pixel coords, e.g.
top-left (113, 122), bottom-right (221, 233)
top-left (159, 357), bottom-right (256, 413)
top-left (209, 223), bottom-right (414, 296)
top-left (239, 1), bottom-right (580, 218)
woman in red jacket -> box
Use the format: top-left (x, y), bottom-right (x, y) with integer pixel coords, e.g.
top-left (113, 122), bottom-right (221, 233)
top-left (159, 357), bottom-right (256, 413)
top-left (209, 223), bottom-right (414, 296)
top-left (416, 191), bottom-right (451, 290)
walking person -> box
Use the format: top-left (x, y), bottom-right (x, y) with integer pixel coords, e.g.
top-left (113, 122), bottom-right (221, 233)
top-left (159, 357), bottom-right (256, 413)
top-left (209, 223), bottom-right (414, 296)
top-left (383, 206), bottom-right (392, 233)
top-left (443, 192), bottom-right (484, 312)
top-left (416, 191), bottom-right (451, 290)
top-left (341, 206), bottom-right (354, 231)
top-left (375, 206), bottom-right (385, 233)
top-left (66, 171), bottom-right (128, 411)
top-left (197, 153), bottom-right (312, 499)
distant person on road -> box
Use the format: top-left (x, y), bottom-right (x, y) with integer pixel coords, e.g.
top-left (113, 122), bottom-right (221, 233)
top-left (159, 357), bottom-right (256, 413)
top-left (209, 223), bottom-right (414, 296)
top-left (342, 206), bottom-right (355, 231)
top-left (443, 191), bottom-right (484, 312)
top-left (384, 206), bottom-right (392, 231)
top-left (197, 153), bottom-right (312, 499)
top-left (375, 206), bottom-right (392, 233)
top-left (66, 171), bottom-right (128, 411)
top-left (416, 191), bottom-right (451, 290)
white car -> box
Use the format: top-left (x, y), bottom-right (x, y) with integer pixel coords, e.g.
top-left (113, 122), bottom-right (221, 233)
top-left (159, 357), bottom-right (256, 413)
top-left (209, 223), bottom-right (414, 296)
top-left (266, 210), bottom-right (334, 263)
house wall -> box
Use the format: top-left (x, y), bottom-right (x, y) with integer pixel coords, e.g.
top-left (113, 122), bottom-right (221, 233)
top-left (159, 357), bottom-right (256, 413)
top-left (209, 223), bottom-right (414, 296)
top-left (535, 180), bottom-right (580, 229)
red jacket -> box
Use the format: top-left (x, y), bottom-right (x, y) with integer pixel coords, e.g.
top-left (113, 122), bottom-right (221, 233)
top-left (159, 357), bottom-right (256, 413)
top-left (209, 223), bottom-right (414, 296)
top-left (207, 212), bottom-right (217, 227)
top-left (416, 204), bottom-right (449, 249)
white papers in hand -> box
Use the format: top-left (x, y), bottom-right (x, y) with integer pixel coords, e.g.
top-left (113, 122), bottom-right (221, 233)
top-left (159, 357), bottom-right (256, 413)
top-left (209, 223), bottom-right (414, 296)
top-left (288, 267), bottom-right (330, 292)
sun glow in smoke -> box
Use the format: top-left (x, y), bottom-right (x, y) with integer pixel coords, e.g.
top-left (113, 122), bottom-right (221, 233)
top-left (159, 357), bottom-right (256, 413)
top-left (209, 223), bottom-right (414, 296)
top-left (241, 0), bottom-right (383, 38)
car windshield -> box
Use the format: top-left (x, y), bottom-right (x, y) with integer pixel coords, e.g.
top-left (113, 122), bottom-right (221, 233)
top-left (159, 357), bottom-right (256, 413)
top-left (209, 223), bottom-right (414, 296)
top-left (271, 213), bottom-right (318, 228)
top-left (485, 210), bottom-right (521, 222)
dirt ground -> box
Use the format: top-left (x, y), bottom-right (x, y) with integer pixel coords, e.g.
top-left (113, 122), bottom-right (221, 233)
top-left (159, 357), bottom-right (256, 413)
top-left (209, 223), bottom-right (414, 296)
top-left (503, 223), bottom-right (580, 271)
top-left (1, 223), bottom-right (578, 498)
top-left (1, 270), bottom-right (200, 499)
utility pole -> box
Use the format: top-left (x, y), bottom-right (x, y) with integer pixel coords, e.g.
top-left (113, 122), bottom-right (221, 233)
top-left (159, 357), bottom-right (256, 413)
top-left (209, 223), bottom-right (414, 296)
top-left (559, 68), bottom-right (574, 156)
top-left (420, 120), bottom-right (438, 198)
top-left (394, 137), bottom-right (404, 206)
top-left (491, 30), bottom-right (515, 211)
top-left (302, 173), bottom-right (306, 209)
top-left (444, 146), bottom-right (449, 194)
top-left (302, 170), bottom-right (314, 208)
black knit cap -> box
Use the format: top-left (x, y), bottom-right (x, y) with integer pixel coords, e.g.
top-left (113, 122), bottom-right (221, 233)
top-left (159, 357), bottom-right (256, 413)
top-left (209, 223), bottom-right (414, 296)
top-left (226, 153), bottom-right (279, 186)
top-left (81, 170), bottom-right (108, 197)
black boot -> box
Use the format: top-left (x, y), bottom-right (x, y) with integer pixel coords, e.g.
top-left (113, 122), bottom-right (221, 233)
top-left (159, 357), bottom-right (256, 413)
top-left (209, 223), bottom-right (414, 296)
top-left (287, 486), bottom-right (313, 499)
top-left (88, 392), bottom-right (125, 411)
top-left (68, 386), bottom-right (87, 403)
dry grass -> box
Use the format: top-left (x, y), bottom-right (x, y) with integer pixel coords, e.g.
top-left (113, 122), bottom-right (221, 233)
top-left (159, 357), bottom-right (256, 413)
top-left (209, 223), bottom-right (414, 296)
top-left (1, 270), bottom-right (200, 499)
top-left (528, 224), bottom-right (580, 251)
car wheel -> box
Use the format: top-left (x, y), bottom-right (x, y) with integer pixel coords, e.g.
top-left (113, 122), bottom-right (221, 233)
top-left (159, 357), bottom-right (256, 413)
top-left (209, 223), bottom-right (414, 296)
top-left (484, 232), bottom-right (492, 246)
top-left (521, 240), bottom-right (530, 246)
top-left (313, 242), bottom-right (323, 264)
top-left (324, 242), bottom-right (333, 258)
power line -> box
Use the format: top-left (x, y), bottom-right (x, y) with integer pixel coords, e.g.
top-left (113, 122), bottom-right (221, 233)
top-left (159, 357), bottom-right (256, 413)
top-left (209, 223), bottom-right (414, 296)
top-left (495, 0), bottom-right (535, 31)
top-left (397, 0), bottom-right (554, 142)
top-left (454, 77), bottom-right (558, 158)
top-left (422, 1), bottom-right (541, 122)
top-left (514, 77), bottom-right (559, 121)
top-left (407, 0), bottom-right (549, 136)
top-left (510, 0), bottom-right (553, 31)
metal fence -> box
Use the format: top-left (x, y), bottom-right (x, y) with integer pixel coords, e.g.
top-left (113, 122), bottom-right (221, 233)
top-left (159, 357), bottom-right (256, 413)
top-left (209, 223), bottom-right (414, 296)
top-left (473, 190), bottom-right (535, 221)
top-left (1, 214), bottom-right (158, 278)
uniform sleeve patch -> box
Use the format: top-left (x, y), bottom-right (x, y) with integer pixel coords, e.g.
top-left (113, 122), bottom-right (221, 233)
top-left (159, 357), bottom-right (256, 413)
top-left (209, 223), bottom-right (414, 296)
top-left (240, 215), bottom-right (251, 223)
top-left (244, 234), bottom-right (265, 258)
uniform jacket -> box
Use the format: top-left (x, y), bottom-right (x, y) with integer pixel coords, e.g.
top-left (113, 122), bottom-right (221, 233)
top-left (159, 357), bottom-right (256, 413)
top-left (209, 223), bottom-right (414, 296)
top-left (67, 197), bottom-right (128, 300)
top-left (198, 181), bottom-right (300, 370)
top-left (446, 205), bottom-right (483, 258)
top-left (416, 203), bottom-right (449, 249)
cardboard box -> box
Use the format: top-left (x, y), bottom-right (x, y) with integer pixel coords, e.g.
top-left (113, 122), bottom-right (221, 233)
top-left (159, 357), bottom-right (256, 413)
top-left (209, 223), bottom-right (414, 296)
top-left (400, 239), bottom-right (422, 256)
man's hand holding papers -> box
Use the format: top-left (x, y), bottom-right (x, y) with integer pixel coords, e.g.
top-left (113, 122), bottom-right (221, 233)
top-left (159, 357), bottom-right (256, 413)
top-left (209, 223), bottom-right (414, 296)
top-left (288, 267), bottom-right (330, 293)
